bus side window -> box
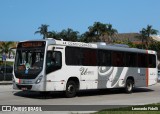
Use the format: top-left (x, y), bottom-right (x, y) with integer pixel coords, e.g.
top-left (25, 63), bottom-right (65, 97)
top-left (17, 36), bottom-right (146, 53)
top-left (46, 51), bottom-right (62, 74)
top-left (98, 50), bottom-right (111, 66)
top-left (112, 51), bottom-right (124, 67)
top-left (126, 52), bottom-right (137, 67)
top-left (138, 54), bottom-right (147, 68)
top-left (148, 54), bottom-right (156, 68)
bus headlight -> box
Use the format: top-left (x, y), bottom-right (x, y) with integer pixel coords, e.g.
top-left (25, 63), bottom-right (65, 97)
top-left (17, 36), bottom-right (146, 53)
top-left (35, 75), bottom-right (43, 84)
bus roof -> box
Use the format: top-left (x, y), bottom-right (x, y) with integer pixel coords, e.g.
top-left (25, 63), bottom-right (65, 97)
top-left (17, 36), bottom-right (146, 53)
top-left (19, 38), bottom-right (157, 55)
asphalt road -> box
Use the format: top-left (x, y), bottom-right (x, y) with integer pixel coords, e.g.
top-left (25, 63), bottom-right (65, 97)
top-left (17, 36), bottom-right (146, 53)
top-left (0, 83), bottom-right (160, 113)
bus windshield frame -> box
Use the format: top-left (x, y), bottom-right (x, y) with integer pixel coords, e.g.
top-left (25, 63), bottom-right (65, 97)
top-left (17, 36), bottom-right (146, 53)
top-left (14, 41), bottom-right (46, 79)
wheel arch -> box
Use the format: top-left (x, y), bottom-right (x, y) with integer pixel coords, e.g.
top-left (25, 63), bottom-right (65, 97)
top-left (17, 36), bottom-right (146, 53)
top-left (66, 77), bottom-right (80, 90)
top-left (125, 76), bottom-right (135, 93)
top-left (126, 76), bottom-right (135, 84)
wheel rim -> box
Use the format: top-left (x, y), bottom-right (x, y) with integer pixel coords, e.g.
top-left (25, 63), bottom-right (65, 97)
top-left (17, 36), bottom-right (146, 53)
top-left (127, 83), bottom-right (132, 91)
top-left (67, 85), bottom-right (75, 94)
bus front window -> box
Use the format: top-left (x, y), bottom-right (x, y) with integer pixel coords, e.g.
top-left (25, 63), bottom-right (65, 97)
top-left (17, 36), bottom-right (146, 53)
top-left (46, 51), bottom-right (62, 74)
top-left (14, 48), bottom-right (45, 79)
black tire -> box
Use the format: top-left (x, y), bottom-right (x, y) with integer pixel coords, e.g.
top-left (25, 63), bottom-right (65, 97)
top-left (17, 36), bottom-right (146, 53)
top-left (65, 81), bottom-right (77, 98)
top-left (125, 79), bottom-right (134, 93)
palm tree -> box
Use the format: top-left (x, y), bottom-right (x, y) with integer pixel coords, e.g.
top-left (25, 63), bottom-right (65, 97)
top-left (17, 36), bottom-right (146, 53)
top-left (58, 28), bottom-right (79, 41)
top-left (84, 22), bottom-right (118, 43)
top-left (47, 31), bottom-right (59, 39)
top-left (140, 25), bottom-right (158, 49)
top-left (80, 31), bottom-right (95, 43)
top-left (35, 24), bottom-right (49, 39)
top-left (139, 29), bottom-right (147, 49)
top-left (88, 22), bottom-right (108, 42)
top-left (0, 42), bottom-right (15, 60)
top-left (106, 24), bottom-right (118, 43)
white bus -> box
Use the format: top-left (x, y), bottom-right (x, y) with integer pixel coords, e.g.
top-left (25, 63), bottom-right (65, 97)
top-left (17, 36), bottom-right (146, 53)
top-left (13, 39), bottom-right (158, 97)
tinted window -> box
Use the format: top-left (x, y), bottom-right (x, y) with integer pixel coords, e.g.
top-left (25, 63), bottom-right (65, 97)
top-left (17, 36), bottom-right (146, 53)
top-left (112, 51), bottom-right (125, 67)
top-left (65, 47), bottom-right (97, 66)
top-left (138, 54), bottom-right (147, 67)
top-left (65, 46), bottom-right (157, 68)
top-left (148, 54), bottom-right (156, 68)
top-left (98, 50), bottom-right (111, 66)
top-left (65, 47), bottom-right (81, 65)
top-left (81, 48), bottom-right (97, 66)
top-left (126, 52), bottom-right (137, 67)
top-left (46, 51), bottom-right (62, 74)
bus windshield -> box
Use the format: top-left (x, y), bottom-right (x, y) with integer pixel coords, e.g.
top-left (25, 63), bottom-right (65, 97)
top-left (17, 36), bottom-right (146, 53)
top-left (14, 41), bottom-right (45, 79)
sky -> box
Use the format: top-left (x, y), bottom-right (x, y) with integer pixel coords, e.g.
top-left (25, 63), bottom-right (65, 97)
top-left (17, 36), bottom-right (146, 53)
top-left (0, 0), bottom-right (160, 41)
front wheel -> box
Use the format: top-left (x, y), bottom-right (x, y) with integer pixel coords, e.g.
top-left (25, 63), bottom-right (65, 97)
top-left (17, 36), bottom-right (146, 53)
top-left (65, 81), bottom-right (77, 98)
top-left (125, 79), bottom-right (134, 93)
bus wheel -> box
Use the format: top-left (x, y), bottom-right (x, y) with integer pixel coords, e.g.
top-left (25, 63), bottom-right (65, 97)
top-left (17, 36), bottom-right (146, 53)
top-left (125, 79), bottom-right (134, 93)
top-left (65, 81), bottom-right (76, 98)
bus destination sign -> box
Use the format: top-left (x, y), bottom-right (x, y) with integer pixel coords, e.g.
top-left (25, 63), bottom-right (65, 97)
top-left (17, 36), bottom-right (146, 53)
top-left (18, 41), bottom-right (45, 48)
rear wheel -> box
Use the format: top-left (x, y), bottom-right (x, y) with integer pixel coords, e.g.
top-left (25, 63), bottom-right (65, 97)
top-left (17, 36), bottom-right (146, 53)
top-left (125, 79), bottom-right (134, 93)
top-left (65, 81), bottom-right (77, 98)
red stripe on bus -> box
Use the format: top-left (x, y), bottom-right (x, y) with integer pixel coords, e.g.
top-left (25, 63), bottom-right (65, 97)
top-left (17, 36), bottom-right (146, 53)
top-left (146, 68), bottom-right (148, 87)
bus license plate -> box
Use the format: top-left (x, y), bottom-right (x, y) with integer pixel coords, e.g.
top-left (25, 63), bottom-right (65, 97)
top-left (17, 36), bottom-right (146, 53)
top-left (21, 88), bottom-right (27, 90)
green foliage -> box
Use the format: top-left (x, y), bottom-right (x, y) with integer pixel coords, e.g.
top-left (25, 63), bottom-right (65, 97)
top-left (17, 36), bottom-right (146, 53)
top-left (35, 24), bottom-right (49, 39)
top-left (139, 25), bottom-right (159, 49)
top-left (47, 31), bottom-right (58, 39)
top-left (80, 31), bottom-right (95, 43)
top-left (0, 61), bottom-right (13, 66)
top-left (148, 42), bottom-right (160, 51)
top-left (35, 22), bottom-right (118, 43)
top-left (88, 22), bottom-right (108, 42)
top-left (58, 28), bottom-right (79, 41)
top-left (34, 23), bottom-right (159, 52)
top-left (80, 22), bottom-right (118, 43)
top-left (0, 42), bottom-right (15, 56)
top-left (35, 25), bottom-right (80, 41)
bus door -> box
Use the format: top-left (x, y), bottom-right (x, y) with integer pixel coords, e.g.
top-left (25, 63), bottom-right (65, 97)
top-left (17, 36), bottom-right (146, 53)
top-left (45, 45), bottom-right (63, 91)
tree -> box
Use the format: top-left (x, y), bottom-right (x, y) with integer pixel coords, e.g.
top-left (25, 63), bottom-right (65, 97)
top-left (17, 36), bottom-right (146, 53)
top-left (139, 25), bottom-right (158, 49)
top-left (105, 24), bottom-right (118, 43)
top-left (88, 22), bottom-right (108, 42)
top-left (139, 29), bottom-right (147, 49)
top-left (82, 22), bottom-right (118, 43)
top-left (35, 24), bottom-right (49, 39)
top-left (58, 28), bottom-right (79, 41)
top-left (0, 42), bottom-right (15, 59)
top-left (47, 31), bottom-right (59, 39)
top-left (80, 31), bottom-right (95, 43)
